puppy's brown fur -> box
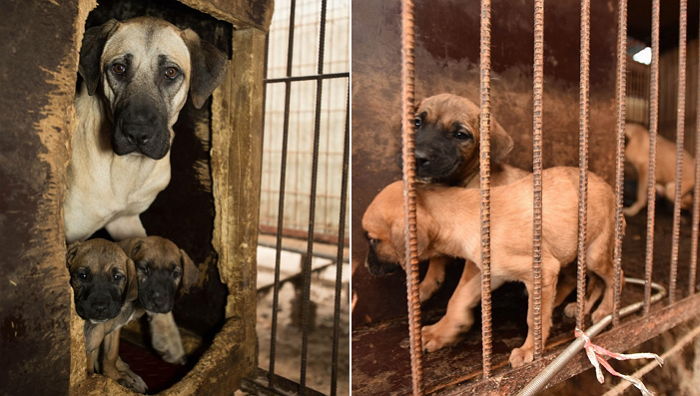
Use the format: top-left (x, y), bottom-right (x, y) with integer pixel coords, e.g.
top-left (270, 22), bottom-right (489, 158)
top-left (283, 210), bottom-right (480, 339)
top-left (624, 122), bottom-right (695, 216)
top-left (67, 239), bottom-right (147, 393)
top-left (363, 167), bottom-right (620, 367)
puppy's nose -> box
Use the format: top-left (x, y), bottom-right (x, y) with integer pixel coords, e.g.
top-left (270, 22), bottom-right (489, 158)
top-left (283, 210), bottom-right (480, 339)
top-left (124, 126), bottom-right (152, 145)
top-left (415, 150), bottom-right (431, 168)
top-left (92, 296), bottom-right (110, 313)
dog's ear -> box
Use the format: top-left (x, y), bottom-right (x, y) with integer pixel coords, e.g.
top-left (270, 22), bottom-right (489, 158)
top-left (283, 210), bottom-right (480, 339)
top-left (125, 258), bottom-right (139, 302)
top-left (79, 19), bottom-right (119, 96)
top-left (66, 241), bottom-right (82, 267)
top-left (181, 28), bottom-right (228, 109)
top-left (179, 248), bottom-right (199, 293)
top-left (490, 119), bottom-right (514, 163)
top-left (118, 238), bottom-right (145, 259)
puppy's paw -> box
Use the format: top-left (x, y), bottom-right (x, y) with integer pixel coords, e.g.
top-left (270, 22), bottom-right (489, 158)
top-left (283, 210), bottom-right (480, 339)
top-left (116, 368), bottom-right (148, 394)
top-left (508, 346), bottom-right (534, 368)
top-left (623, 206), bottom-right (640, 217)
top-left (563, 302), bottom-right (577, 318)
top-left (419, 282), bottom-right (438, 304)
top-left (421, 321), bottom-right (463, 352)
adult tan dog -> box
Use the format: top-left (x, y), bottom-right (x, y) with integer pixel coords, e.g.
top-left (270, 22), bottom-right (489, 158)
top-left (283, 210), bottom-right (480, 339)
top-left (64, 17), bottom-right (226, 364)
top-left (67, 239), bottom-right (147, 393)
top-left (363, 167), bottom-right (620, 367)
top-left (118, 236), bottom-right (199, 363)
top-left (412, 93), bottom-right (529, 303)
top-left (624, 122), bottom-right (695, 216)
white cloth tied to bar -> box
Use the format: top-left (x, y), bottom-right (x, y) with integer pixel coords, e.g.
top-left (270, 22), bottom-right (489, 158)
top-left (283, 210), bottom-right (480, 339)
top-left (574, 328), bottom-right (664, 396)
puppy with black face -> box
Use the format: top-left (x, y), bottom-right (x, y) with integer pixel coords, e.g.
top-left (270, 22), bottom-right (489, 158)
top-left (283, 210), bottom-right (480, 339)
top-left (118, 236), bottom-right (197, 363)
top-left (66, 239), bottom-right (147, 393)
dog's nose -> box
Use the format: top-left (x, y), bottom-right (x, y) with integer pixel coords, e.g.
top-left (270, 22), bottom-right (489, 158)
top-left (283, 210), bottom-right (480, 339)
top-left (92, 296), bottom-right (110, 313)
top-left (415, 150), bottom-right (431, 168)
top-left (124, 126), bottom-right (152, 145)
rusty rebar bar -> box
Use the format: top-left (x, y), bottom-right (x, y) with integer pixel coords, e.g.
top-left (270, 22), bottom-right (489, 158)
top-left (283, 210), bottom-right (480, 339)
top-left (691, 5), bottom-right (700, 297)
top-left (643, 0), bottom-right (660, 316)
top-left (576, 0), bottom-right (591, 331)
top-left (479, 0), bottom-right (494, 378)
top-left (612, 0), bottom-right (627, 326)
top-left (670, 0), bottom-right (688, 304)
top-left (400, 0), bottom-right (424, 394)
top-left (532, 0), bottom-right (545, 359)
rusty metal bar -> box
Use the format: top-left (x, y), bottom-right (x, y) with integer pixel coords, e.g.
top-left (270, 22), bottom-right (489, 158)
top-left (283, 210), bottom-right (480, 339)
top-left (330, 85), bottom-right (349, 396)
top-left (268, 0), bottom-right (297, 385)
top-left (479, 0), bottom-right (494, 378)
top-left (670, 0), bottom-right (688, 304)
top-left (643, 0), bottom-right (660, 316)
top-left (265, 72), bottom-right (349, 83)
top-left (531, 0), bottom-right (545, 359)
top-left (691, 8), bottom-right (700, 297)
top-left (299, 0), bottom-right (328, 390)
top-left (576, 0), bottom-right (590, 331)
top-left (612, 0), bottom-right (627, 326)
top-left (399, 0), bottom-right (424, 394)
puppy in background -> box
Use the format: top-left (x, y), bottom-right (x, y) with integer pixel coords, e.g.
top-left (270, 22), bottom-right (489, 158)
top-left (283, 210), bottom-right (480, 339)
top-left (67, 239), bottom-right (147, 393)
top-left (363, 167), bottom-right (620, 367)
top-left (624, 122), bottom-right (695, 216)
top-left (118, 236), bottom-right (199, 363)
top-left (411, 93), bottom-right (529, 303)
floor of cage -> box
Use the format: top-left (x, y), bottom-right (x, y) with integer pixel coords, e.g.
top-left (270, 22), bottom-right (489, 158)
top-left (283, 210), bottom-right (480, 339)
top-left (351, 179), bottom-right (700, 395)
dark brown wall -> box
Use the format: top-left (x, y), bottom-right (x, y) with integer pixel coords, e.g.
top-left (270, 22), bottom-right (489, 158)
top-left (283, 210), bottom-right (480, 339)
top-left (352, 0), bottom-right (619, 325)
top-left (0, 1), bottom-right (82, 394)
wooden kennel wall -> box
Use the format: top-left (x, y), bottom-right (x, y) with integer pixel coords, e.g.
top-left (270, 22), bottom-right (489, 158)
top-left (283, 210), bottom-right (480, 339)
top-left (352, 0), bottom-right (700, 395)
top-left (0, 0), bottom-right (271, 394)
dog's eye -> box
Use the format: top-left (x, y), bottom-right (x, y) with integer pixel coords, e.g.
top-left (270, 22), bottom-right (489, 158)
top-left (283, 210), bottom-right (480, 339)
top-left (453, 130), bottom-right (472, 140)
top-left (78, 272), bottom-right (88, 280)
top-left (172, 269), bottom-right (181, 278)
top-left (113, 273), bottom-right (124, 281)
top-left (164, 67), bottom-right (180, 80)
top-left (111, 63), bottom-right (126, 75)
top-left (369, 238), bottom-right (380, 247)
top-left (414, 117), bottom-right (422, 128)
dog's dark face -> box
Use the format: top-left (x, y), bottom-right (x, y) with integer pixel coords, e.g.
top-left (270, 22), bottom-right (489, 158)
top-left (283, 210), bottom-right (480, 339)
top-left (78, 17), bottom-right (227, 160)
top-left (67, 239), bottom-right (136, 322)
top-left (119, 236), bottom-right (198, 313)
top-left (413, 93), bottom-right (513, 186)
top-left (362, 182), bottom-right (437, 276)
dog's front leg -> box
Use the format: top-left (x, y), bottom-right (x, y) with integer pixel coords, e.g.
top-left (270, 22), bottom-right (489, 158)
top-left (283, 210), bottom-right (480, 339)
top-left (623, 165), bottom-right (648, 216)
top-left (148, 312), bottom-right (186, 364)
top-left (509, 265), bottom-right (558, 368)
top-left (422, 262), bottom-right (503, 352)
top-left (102, 329), bottom-right (148, 393)
top-left (419, 256), bottom-right (448, 303)
top-left (105, 215), bottom-right (147, 241)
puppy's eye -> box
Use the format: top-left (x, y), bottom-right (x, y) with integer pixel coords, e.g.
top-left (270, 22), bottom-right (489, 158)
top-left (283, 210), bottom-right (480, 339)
top-left (453, 130), bottom-right (472, 140)
top-left (369, 238), bottom-right (380, 247)
top-left (172, 269), bottom-right (181, 278)
top-left (164, 67), bottom-right (180, 80)
top-left (78, 272), bottom-right (88, 280)
top-left (113, 273), bottom-right (124, 281)
top-left (111, 63), bottom-right (126, 75)
top-left (414, 117), bottom-right (422, 128)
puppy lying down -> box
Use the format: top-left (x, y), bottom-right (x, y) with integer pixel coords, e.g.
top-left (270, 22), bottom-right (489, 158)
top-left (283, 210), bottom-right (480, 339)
top-left (363, 166), bottom-right (621, 367)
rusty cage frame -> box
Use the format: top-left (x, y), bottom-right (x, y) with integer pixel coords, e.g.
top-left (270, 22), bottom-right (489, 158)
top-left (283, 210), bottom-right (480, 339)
top-left (397, 0), bottom-right (700, 394)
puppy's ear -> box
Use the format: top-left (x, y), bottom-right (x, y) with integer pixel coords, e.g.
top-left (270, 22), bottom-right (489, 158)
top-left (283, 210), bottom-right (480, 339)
top-left (66, 241), bottom-right (82, 267)
top-left (79, 19), bottom-right (119, 96)
top-left (179, 249), bottom-right (199, 293)
top-left (181, 29), bottom-right (228, 109)
top-left (118, 238), bottom-right (145, 259)
top-left (489, 119), bottom-right (514, 163)
top-left (125, 258), bottom-right (139, 302)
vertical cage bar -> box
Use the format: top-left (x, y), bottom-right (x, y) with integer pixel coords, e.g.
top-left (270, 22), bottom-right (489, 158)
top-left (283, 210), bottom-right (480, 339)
top-left (691, 9), bottom-right (700, 296)
top-left (299, 0), bottom-right (328, 390)
top-left (643, 0), bottom-right (660, 315)
top-left (330, 85), bottom-right (349, 396)
top-left (531, 0), bottom-right (545, 360)
top-left (268, 0), bottom-right (297, 385)
top-left (479, 0), bottom-right (494, 377)
top-left (612, 0), bottom-right (627, 326)
top-left (670, 0), bottom-right (688, 304)
top-left (400, 0), bottom-right (424, 393)
top-left (576, 0), bottom-right (590, 331)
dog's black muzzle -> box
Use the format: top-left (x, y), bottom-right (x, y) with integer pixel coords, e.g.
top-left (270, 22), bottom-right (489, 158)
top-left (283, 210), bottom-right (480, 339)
top-left (75, 282), bottom-right (123, 321)
top-left (365, 245), bottom-right (402, 276)
top-left (415, 125), bottom-right (463, 182)
top-left (138, 269), bottom-right (176, 313)
top-left (113, 98), bottom-right (170, 160)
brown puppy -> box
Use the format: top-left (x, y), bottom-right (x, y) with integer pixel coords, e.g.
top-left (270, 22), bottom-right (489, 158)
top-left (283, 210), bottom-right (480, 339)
top-left (118, 236), bottom-right (198, 363)
top-left (412, 93), bottom-right (529, 303)
top-left (363, 167), bottom-right (620, 367)
top-left (67, 239), bottom-right (147, 393)
top-left (624, 122), bottom-right (695, 216)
